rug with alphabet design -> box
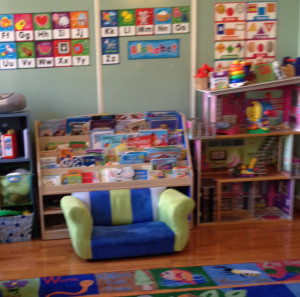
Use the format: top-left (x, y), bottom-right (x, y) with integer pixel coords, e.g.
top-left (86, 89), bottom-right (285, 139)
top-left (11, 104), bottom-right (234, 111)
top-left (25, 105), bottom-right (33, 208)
top-left (2, 259), bottom-right (300, 297)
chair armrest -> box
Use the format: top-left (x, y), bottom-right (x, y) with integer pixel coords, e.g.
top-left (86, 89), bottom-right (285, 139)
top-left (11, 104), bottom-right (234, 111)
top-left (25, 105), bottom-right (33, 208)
top-left (158, 189), bottom-right (195, 251)
top-left (60, 195), bottom-right (93, 259)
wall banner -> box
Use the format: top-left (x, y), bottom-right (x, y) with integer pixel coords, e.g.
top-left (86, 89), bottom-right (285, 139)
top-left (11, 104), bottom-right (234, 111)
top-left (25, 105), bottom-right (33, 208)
top-left (128, 39), bottom-right (179, 60)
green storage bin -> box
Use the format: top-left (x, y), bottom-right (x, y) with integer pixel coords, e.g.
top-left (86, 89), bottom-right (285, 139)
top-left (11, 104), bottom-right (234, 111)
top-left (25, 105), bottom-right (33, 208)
top-left (0, 173), bottom-right (32, 207)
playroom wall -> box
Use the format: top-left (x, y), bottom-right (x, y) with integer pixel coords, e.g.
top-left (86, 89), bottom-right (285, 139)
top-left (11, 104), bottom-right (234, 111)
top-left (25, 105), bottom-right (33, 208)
top-left (0, 0), bottom-right (98, 123)
top-left (0, 0), bottom-right (298, 124)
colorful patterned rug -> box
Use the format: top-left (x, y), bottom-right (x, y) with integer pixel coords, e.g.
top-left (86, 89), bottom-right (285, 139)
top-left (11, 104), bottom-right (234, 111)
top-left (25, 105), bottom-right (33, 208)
top-left (2, 259), bottom-right (300, 297)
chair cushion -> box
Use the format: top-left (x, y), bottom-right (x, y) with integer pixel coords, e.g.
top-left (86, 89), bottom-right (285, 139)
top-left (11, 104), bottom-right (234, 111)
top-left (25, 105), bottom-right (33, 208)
top-left (91, 221), bottom-right (175, 259)
top-left (71, 187), bottom-right (165, 226)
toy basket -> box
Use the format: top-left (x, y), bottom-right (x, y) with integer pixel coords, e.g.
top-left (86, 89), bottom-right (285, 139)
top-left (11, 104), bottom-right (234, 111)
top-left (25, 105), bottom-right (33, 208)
top-left (194, 77), bottom-right (208, 90)
top-left (0, 213), bottom-right (33, 243)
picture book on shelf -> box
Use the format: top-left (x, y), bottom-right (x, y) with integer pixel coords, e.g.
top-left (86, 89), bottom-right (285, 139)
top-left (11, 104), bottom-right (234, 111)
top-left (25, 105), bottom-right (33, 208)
top-left (39, 119), bottom-right (66, 136)
top-left (127, 134), bottom-right (153, 148)
top-left (100, 134), bottom-right (128, 149)
top-left (149, 118), bottom-right (179, 130)
top-left (139, 129), bottom-right (168, 146)
top-left (150, 157), bottom-right (177, 178)
top-left (147, 146), bottom-right (182, 160)
top-left (65, 116), bottom-right (91, 135)
top-left (90, 119), bottom-right (116, 131)
top-left (90, 129), bottom-right (114, 149)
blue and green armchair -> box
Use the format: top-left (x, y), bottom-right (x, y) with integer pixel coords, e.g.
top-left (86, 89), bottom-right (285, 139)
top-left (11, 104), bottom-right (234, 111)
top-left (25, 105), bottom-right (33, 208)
top-left (60, 187), bottom-right (194, 260)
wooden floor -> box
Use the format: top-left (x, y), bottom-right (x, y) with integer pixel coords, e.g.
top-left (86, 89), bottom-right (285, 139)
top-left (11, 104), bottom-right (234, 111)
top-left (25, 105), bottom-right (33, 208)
top-left (1, 219), bottom-right (300, 282)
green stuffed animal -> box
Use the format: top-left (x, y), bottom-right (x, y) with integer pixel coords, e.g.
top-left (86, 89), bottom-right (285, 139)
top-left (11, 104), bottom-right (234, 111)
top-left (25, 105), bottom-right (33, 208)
top-left (1, 173), bottom-right (31, 205)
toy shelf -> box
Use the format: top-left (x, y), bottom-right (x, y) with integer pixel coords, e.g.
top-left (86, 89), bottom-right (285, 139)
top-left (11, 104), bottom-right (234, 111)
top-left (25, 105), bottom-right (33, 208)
top-left (193, 77), bottom-right (300, 226)
top-left (197, 76), bottom-right (300, 96)
top-left (35, 113), bottom-right (194, 240)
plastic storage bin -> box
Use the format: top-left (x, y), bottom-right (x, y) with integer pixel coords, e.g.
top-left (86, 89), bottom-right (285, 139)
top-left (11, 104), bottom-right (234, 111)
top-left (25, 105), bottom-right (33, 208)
top-left (0, 173), bottom-right (32, 207)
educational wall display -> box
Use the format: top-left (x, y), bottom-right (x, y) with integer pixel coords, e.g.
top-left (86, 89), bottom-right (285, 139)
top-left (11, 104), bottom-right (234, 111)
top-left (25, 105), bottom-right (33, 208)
top-left (128, 39), bottom-right (179, 60)
top-left (214, 2), bottom-right (277, 70)
top-left (100, 7), bottom-right (189, 65)
top-left (0, 11), bottom-right (90, 70)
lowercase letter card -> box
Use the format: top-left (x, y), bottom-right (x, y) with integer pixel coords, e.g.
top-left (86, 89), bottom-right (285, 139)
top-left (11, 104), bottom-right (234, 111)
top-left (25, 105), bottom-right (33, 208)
top-left (101, 10), bottom-right (118, 37)
top-left (118, 9), bottom-right (136, 36)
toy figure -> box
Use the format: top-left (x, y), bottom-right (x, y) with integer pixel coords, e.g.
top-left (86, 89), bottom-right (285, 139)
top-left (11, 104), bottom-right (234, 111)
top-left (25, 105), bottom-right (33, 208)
top-left (246, 100), bottom-right (276, 133)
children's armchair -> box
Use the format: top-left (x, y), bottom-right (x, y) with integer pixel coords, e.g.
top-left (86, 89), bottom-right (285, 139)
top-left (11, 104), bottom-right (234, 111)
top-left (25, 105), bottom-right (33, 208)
top-left (60, 187), bottom-right (194, 260)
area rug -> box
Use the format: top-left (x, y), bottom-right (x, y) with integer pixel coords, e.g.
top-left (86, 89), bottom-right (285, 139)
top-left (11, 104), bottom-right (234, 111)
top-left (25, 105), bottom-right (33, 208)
top-left (2, 259), bottom-right (300, 297)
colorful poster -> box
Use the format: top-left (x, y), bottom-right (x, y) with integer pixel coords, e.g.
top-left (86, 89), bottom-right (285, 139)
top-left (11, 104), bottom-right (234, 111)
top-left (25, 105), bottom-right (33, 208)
top-left (71, 39), bottom-right (90, 66)
top-left (118, 9), bottom-right (136, 36)
top-left (215, 41), bottom-right (244, 60)
top-left (17, 42), bottom-right (36, 68)
top-left (0, 42), bottom-right (17, 69)
top-left (172, 7), bottom-right (190, 33)
top-left (154, 8), bottom-right (172, 35)
top-left (215, 21), bottom-right (245, 41)
top-left (128, 39), bottom-right (179, 60)
top-left (101, 10), bottom-right (118, 37)
top-left (70, 11), bottom-right (89, 39)
top-left (14, 13), bottom-right (34, 42)
top-left (33, 13), bottom-right (52, 40)
top-left (246, 21), bottom-right (277, 39)
top-left (247, 1), bottom-right (277, 21)
top-left (245, 39), bottom-right (276, 59)
top-left (35, 41), bottom-right (54, 68)
top-left (102, 37), bottom-right (119, 65)
top-left (215, 2), bottom-right (246, 22)
top-left (52, 12), bottom-right (71, 39)
top-left (136, 8), bottom-right (154, 36)
top-left (0, 14), bottom-right (15, 42)
top-left (53, 40), bottom-right (72, 67)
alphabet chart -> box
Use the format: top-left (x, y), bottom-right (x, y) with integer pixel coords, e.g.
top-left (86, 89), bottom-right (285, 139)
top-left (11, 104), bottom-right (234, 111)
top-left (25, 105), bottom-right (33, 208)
top-left (100, 7), bottom-right (190, 65)
top-left (214, 2), bottom-right (277, 70)
top-left (0, 11), bottom-right (90, 70)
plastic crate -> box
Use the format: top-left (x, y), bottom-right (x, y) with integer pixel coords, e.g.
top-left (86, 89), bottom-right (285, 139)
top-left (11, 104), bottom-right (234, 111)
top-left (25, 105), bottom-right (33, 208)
top-left (0, 214), bottom-right (33, 243)
top-left (0, 173), bottom-right (32, 207)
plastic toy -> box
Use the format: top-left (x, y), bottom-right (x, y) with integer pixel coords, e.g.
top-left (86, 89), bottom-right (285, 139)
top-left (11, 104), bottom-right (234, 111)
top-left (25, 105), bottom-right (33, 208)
top-left (241, 60), bottom-right (255, 83)
top-left (235, 158), bottom-right (257, 177)
top-left (246, 100), bottom-right (276, 133)
top-left (229, 60), bottom-right (246, 87)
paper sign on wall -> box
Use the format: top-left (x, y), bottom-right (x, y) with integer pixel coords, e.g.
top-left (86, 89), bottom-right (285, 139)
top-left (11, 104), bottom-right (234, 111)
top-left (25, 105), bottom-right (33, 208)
top-left (0, 15), bottom-right (15, 42)
top-left (215, 22), bottom-right (245, 41)
top-left (101, 10), bottom-right (118, 37)
top-left (70, 11), bottom-right (89, 39)
top-left (102, 37), bottom-right (119, 65)
top-left (215, 2), bottom-right (246, 22)
top-left (17, 42), bottom-right (35, 68)
top-left (35, 40), bottom-right (54, 68)
top-left (136, 8), bottom-right (154, 36)
top-left (246, 21), bottom-right (276, 39)
top-left (245, 39), bottom-right (276, 59)
top-left (14, 14), bottom-right (34, 42)
top-left (52, 12), bottom-right (71, 40)
top-left (247, 1), bottom-right (277, 21)
top-left (0, 42), bottom-right (17, 69)
top-left (215, 41), bottom-right (245, 60)
top-left (71, 39), bottom-right (90, 66)
top-left (172, 7), bottom-right (189, 34)
top-left (118, 9), bottom-right (136, 36)
top-left (33, 13), bottom-right (52, 41)
top-left (154, 8), bottom-right (172, 35)
top-left (53, 39), bottom-right (72, 67)
top-left (128, 39), bottom-right (179, 60)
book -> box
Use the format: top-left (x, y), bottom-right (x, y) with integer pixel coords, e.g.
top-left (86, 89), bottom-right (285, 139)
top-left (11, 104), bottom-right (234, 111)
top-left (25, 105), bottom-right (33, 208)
top-left (65, 116), bottom-right (91, 135)
top-left (149, 118), bottom-right (178, 130)
top-left (90, 129), bottom-right (114, 149)
top-left (39, 119), bottom-right (66, 136)
top-left (139, 129), bottom-right (168, 146)
top-left (100, 134), bottom-right (128, 149)
top-left (90, 119), bottom-right (116, 131)
top-left (127, 134), bottom-right (153, 148)
top-left (147, 146), bottom-right (182, 160)
top-left (150, 157), bottom-right (177, 178)
top-left (120, 152), bottom-right (147, 164)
